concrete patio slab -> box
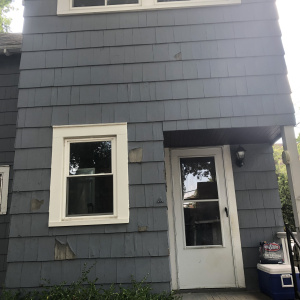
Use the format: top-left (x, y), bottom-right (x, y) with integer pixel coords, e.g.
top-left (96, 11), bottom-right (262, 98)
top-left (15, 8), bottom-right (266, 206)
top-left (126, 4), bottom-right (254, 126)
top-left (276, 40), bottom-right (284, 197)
top-left (177, 291), bottom-right (271, 299)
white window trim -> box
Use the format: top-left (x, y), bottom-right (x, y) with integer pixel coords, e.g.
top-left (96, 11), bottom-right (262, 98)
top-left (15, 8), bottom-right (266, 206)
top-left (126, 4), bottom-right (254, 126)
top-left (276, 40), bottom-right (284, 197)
top-left (49, 123), bottom-right (129, 227)
top-left (58, 0), bottom-right (241, 15)
top-left (0, 165), bottom-right (10, 215)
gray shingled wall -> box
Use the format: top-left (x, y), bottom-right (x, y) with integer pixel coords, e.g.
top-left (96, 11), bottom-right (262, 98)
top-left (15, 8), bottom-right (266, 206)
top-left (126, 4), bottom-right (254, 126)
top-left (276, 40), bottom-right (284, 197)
top-left (0, 54), bottom-right (20, 288)
top-left (5, 0), bottom-right (293, 291)
top-left (231, 144), bottom-right (283, 290)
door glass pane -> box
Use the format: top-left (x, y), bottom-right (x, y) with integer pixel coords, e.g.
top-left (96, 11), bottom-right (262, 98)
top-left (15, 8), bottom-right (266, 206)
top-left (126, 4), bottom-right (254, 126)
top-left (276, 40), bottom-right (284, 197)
top-left (180, 157), bottom-right (218, 200)
top-left (180, 156), bottom-right (222, 246)
top-left (69, 141), bottom-right (111, 175)
top-left (184, 201), bottom-right (222, 246)
top-left (67, 175), bottom-right (113, 216)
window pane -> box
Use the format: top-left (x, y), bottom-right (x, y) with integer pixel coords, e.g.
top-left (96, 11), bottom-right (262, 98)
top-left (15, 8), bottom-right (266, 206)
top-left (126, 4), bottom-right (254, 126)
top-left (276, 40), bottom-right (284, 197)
top-left (184, 201), bottom-right (222, 246)
top-left (180, 157), bottom-right (218, 200)
top-left (69, 141), bottom-right (111, 175)
top-left (67, 175), bottom-right (113, 215)
top-left (107, 0), bottom-right (138, 5)
top-left (74, 0), bottom-right (105, 6)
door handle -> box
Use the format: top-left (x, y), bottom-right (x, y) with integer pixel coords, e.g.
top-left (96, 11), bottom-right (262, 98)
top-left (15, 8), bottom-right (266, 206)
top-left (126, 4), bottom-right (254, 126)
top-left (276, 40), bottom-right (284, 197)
top-left (225, 207), bottom-right (229, 217)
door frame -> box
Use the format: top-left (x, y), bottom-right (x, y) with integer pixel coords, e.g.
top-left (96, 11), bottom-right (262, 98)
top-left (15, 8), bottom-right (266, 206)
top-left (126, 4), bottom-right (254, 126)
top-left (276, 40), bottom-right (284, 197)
top-left (165, 145), bottom-right (245, 290)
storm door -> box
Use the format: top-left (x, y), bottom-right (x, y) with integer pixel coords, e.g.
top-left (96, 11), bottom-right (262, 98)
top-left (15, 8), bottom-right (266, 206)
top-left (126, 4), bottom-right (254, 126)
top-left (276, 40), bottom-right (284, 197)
top-left (170, 147), bottom-right (237, 289)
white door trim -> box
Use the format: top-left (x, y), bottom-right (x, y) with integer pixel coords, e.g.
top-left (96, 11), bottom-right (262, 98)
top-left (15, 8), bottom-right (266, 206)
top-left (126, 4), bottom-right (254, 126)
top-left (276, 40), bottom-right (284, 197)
top-left (165, 146), bottom-right (245, 290)
top-left (222, 145), bottom-right (245, 288)
top-left (165, 148), bottom-right (179, 290)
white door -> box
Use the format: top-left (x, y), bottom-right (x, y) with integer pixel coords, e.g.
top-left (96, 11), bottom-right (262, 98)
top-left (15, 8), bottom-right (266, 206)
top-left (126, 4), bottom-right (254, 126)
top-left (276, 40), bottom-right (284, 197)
top-left (170, 147), bottom-right (237, 289)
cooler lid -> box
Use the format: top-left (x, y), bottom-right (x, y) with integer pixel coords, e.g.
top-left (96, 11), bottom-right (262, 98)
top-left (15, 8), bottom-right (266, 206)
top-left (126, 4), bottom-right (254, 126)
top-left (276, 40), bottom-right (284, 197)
top-left (257, 263), bottom-right (299, 274)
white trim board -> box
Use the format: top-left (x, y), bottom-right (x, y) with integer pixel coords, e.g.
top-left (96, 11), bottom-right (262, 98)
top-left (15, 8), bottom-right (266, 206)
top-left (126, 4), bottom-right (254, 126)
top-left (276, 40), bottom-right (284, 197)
top-left (57, 0), bottom-right (241, 15)
top-left (165, 148), bottom-right (179, 290)
top-left (49, 123), bottom-right (129, 227)
top-left (222, 145), bottom-right (245, 288)
top-left (0, 165), bottom-right (10, 215)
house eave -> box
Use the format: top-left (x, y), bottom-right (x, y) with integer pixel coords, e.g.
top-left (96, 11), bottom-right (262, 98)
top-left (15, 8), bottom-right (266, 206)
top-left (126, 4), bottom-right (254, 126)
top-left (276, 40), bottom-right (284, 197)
top-left (0, 33), bottom-right (22, 56)
top-left (163, 125), bottom-right (286, 148)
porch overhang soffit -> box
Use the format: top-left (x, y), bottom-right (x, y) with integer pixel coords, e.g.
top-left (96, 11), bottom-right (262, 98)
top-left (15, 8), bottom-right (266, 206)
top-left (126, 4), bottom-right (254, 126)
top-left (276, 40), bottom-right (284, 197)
top-left (163, 126), bottom-right (283, 148)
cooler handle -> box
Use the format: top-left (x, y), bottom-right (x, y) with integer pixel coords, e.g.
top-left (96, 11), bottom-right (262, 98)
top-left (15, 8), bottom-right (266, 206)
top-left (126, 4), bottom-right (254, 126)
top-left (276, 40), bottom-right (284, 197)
top-left (281, 274), bottom-right (294, 288)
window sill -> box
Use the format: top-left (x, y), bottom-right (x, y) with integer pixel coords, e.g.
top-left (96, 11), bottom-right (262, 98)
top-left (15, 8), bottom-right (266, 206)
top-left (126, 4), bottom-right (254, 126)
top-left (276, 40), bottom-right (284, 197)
top-left (58, 0), bottom-right (241, 15)
top-left (49, 216), bottom-right (129, 227)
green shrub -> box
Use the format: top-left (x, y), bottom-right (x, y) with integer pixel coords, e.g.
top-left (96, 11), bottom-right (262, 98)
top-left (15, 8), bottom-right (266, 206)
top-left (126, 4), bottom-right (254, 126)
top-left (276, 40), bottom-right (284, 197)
top-left (0, 265), bottom-right (179, 300)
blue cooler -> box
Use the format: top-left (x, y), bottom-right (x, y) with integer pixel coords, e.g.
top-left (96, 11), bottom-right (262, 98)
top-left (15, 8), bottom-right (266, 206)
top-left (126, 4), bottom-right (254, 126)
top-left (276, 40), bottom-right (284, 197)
top-left (257, 264), bottom-right (300, 300)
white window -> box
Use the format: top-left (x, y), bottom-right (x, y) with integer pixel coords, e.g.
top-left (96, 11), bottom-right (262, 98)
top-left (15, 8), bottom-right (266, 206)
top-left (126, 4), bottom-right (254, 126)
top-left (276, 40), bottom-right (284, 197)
top-left (0, 166), bottom-right (10, 215)
top-left (49, 123), bottom-right (129, 227)
top-left (58, 0), bottom-right (240, 15)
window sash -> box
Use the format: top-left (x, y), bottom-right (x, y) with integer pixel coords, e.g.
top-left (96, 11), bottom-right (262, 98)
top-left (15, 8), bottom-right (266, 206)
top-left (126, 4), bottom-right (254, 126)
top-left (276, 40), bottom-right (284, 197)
top-left (62, 137), bottom-right (117, 220)
top-left (73, 0), bottom-right (140, 7)
top-left (66, 173), bottom-right (113, 178)
top-left (66, 174), bottom-right (114, 216)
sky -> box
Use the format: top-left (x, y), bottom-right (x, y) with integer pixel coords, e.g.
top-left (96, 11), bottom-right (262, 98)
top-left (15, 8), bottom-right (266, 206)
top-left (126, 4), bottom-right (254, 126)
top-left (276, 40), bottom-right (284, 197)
top-left (5, 0), bottom-right (300, 138)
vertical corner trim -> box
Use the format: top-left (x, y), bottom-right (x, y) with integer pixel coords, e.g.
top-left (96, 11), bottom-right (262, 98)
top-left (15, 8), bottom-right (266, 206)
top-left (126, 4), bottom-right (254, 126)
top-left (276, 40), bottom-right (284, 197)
top-left (222, 145), bottom-right (246, 288)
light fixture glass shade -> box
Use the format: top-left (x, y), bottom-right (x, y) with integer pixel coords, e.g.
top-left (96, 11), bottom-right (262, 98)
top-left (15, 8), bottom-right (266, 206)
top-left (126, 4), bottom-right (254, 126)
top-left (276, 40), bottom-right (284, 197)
top-left (236, 150), bottom-right (245, 159)
top-left (235, 145), bottom-right (246, 167)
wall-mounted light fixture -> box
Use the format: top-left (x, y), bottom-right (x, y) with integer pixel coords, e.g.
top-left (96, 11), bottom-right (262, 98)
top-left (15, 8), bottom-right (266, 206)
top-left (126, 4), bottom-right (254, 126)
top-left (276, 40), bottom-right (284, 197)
top-left (235, 145), bottom-right (246, 167)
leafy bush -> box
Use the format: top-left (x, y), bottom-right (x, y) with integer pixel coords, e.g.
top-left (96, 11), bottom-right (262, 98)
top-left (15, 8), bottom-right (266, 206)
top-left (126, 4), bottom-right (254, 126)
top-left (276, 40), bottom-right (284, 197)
top-left (278, 173), bottom-right (295, 231)
top-left (0, 265), bottom-right (179, 300)
top-left (273, 140), bottom-right (299, 232)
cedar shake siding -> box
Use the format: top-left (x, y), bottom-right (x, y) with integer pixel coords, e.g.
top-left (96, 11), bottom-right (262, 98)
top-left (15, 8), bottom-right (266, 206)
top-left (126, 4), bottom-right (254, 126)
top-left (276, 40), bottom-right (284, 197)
top-left (4, 0), bottom-right (294, 291)
top-left (0, 51), bottom-right (20, 287)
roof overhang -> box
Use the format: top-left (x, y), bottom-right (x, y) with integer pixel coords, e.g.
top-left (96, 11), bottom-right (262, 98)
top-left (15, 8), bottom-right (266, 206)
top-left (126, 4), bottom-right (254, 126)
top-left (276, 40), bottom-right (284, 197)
top-left (0, 33), bottom-right (22, 56)
top-left (164, 126), bottom-right (282, 148)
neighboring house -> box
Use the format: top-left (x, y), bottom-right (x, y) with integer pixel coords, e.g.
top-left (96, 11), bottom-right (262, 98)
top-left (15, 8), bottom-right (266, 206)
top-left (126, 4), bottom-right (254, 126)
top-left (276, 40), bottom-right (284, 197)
top-left (0, 33), bottom-right (22, 287)
top-left (0, 0), bottom-right (298, 292)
